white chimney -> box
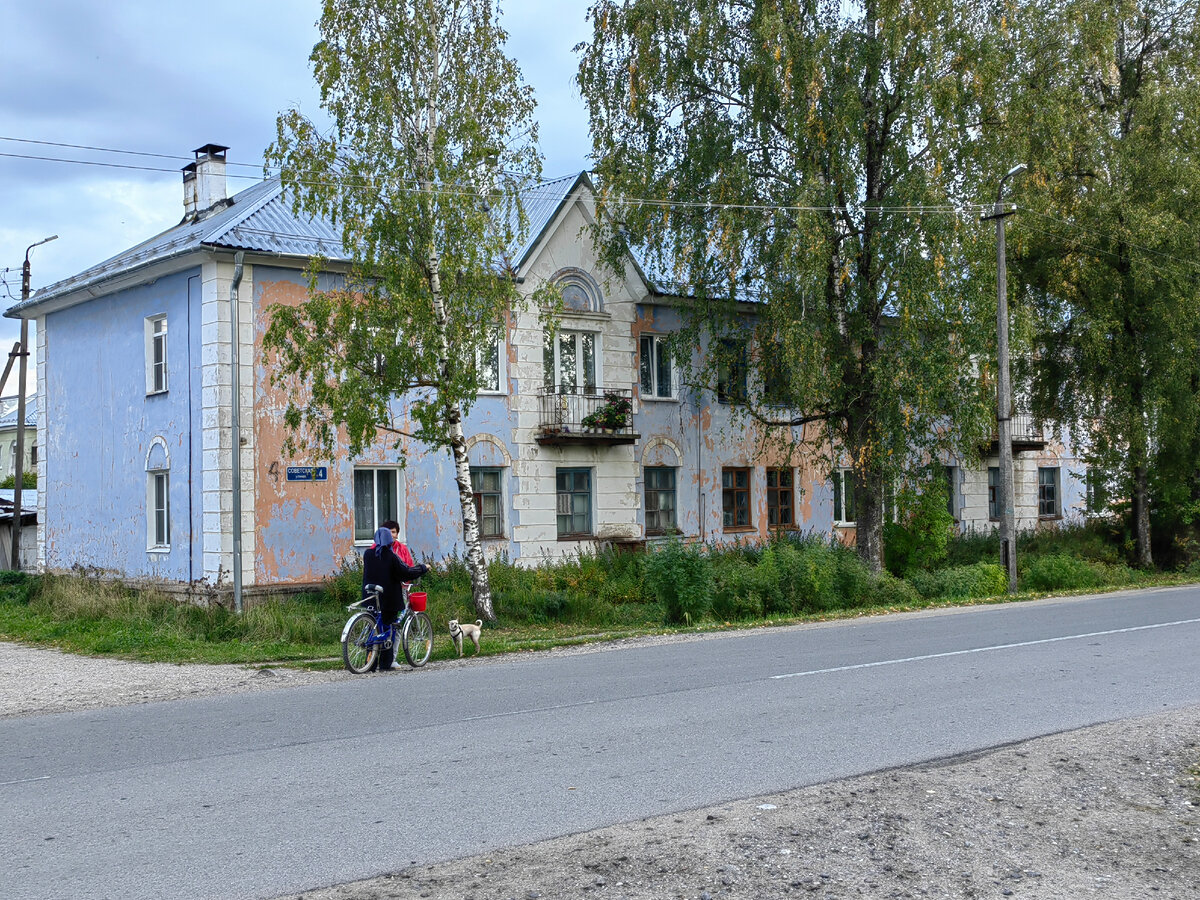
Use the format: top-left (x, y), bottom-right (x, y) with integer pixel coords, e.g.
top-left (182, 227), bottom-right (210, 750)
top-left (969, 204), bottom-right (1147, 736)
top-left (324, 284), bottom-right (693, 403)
top-left (182, 144), bottom-right (229, 217)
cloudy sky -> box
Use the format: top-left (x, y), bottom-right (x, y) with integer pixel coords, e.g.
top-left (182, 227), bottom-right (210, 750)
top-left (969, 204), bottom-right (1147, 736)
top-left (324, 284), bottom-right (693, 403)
top-left (0, 0), bottom-right (596, 390)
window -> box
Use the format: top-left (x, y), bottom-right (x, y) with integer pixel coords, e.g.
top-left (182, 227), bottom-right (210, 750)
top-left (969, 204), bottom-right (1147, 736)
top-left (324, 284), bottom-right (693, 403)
top-left (832, 468), bottom-right (856, 525)
top-left (645, 466), bottom-right (677, 535)
top-left (716, 339), bottom-right (748, 404)
top-left (544, 330), bottom-right (597, 395)
top-left (556, 468), bottom-right (592, 537)
top-left (148, 471), bottom-right (170, 549)
top-left (353, 468), bottom-right (399, 542)
top-left (640, 335), bottom-right (674, 399)
top-left (944, 465), bottom-right (959, 521)
top-left (722, 467), bottom-right (751, 529)
top-left (470, 467), bottom-right (504, 539)
top-left (988, 466), bottom-right (1000, 520)
top-left (767, 468), bottom-right (795, 528)
top-left (476, 332), bottom-right (505, 393)
top-left (145, 315), bottom-right (168, 394)
top-left (1038, 466), bottom-right (1061, 518)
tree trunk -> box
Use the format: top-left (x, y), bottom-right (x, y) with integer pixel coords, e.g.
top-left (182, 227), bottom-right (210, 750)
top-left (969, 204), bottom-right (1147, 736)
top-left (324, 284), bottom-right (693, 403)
top-left (420, 58), bottom-right (494, 620)
top-left (1131, 459), bottom-right (1153, 570)
top-left (853, 465), bottom-right (885, 575)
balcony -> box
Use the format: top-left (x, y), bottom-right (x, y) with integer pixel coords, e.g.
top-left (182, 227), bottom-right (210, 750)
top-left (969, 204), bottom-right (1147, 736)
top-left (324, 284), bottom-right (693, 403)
top-left (536, 387), bottom-right (640, 446)
top-left (983, 410), bottom-right (1047, 455)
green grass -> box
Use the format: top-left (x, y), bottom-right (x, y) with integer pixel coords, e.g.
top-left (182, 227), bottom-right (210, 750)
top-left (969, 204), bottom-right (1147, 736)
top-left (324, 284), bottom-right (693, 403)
top-left (2, 530), bottom-right (1197, 669)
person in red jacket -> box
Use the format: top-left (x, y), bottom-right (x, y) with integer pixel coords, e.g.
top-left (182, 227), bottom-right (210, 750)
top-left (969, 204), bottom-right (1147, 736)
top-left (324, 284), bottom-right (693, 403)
top-left (378, 519), bottom-right (416, 567)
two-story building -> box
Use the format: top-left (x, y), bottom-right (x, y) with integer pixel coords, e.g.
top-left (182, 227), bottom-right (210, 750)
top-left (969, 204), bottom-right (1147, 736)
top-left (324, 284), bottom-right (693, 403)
top-left (5, 145), bottom-right (1085, 593)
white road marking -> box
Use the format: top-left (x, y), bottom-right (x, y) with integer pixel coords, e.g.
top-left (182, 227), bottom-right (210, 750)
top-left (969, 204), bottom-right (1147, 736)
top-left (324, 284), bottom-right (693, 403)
top-left (771, 617), bottom-right (1200, 680)
top-left (0, 775), bottom-right (51, 787)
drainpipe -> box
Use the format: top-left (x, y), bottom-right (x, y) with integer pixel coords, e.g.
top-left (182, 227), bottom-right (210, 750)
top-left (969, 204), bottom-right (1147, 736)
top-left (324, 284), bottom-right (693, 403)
top-left (230, 252), bottom-right (245, 613)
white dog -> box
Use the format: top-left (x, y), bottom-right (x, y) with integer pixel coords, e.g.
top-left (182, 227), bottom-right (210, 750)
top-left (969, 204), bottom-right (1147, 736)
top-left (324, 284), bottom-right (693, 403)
top-left (448, 618), bottom-right (483, 657)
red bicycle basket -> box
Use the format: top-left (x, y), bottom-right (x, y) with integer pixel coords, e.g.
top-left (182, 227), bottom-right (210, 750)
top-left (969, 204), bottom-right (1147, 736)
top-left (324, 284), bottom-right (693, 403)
top-left (408, 591), bottom-right (427, 612)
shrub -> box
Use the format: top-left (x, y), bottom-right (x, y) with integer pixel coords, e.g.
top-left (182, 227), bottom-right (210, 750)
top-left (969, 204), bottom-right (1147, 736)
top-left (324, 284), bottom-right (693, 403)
top-left (645, 535), bottom-right (713, 625)
top-left (909, 563), bottom-right (1007, 600)
top-left (871, 573), bottom-right (921, 607)
top-left (1022, 553), bottom-right (1104, 592)
top-left (884, 480), bottom-right (955, 576)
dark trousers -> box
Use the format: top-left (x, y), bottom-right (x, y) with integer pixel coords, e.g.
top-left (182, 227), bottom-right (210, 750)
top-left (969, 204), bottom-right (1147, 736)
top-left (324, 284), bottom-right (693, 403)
top-left (377, 600), bottom-right (400, 670)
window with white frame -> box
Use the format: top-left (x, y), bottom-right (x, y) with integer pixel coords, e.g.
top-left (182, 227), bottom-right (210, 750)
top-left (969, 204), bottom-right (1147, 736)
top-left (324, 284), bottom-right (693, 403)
top-left (831, 468), bottom-right (856, 525)
top-left (353, 468), bottom-right (399, 542)
top-left (147, 470), bottom-right (170, 549)
top-left (639, 334), bottom-right (674, 399)
top-left (476, 331), bottom-right (505, 393)
top-left (1038, 466), bottom-right (1061, 518)
top-left (470, 467), bottom-right (504, 539)
top-left (556, 468), bottom-right (592, 537)
top-left (644, 466), bottom-right (677, 535)
top-left (544, 330), bottom-right (598, 395)
top-left (988, 466), bottom-right (1000, 520)
top-left (145, 315), bottom-right (168, 394)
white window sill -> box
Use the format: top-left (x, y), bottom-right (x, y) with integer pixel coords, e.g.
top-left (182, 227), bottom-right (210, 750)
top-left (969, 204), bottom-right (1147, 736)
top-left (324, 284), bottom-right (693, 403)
top-left (833, 522), bottom-right (856, 528)
top-left (641, 395), bottom-right (678, 403)
top-left (146, 546), bottom-right (171, 554)
top-left (477, 389), bottom-right (508, 397)
top-left (146, 389), bottom-right (169, 398)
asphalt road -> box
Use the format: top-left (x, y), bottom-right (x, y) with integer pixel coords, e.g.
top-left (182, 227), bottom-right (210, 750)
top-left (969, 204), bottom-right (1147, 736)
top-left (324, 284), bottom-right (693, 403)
top-left (3, 585), bottom-right (1199, 900)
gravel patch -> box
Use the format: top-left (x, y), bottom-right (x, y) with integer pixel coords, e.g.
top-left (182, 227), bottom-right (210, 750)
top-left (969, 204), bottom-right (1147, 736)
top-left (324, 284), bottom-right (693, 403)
top-left (289, 707), bottom-right (1200, 900)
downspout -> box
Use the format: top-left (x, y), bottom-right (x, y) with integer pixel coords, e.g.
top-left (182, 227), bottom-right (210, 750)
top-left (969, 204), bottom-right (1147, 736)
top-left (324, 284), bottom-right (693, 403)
top-left (230, 252), bottom-right (245, 613)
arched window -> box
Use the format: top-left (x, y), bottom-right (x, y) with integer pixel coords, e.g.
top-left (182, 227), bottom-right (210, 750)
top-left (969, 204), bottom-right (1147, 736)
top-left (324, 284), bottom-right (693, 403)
top-left (552, 268), bottom-right (603, 313)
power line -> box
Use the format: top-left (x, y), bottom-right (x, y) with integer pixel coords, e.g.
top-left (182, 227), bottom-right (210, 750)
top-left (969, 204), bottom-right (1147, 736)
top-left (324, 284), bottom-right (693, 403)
top-left (1016, 207), bottom-right (1200, 274)
top-left (0, 136), bottom-right (267, 170)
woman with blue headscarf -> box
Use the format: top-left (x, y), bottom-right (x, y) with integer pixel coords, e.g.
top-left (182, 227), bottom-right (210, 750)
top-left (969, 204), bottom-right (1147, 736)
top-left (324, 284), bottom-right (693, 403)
top-left (362, 525), bottom-right (428, 670)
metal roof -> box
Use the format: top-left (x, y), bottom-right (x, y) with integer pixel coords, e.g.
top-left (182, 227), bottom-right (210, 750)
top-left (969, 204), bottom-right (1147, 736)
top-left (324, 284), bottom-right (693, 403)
top-left (0, 404), bottom-right (36, 430)
top-left (7, 173), bottom-right (588, 317)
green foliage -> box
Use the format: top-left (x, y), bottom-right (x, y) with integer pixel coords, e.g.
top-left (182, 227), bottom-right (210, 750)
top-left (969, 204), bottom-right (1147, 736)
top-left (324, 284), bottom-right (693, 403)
top-left (1008, 0), bottom-right (1200, 568)
top-left (577, 0), bottom-right (1002, 569)
top-left (0, 472), bottom-right (36, 489)
top-left (871, 574), bottom-right (922, 608)
top-left (909, 563), bottom-right (1008, 600)
top-left (580, 391), bottom-right (633, 430)
top-left (1019, 553), bottom-right (1131, 593)
top-left (645, 536), bottom-right (714, 625)
top-left (884, 477), bottom-right (956, 577)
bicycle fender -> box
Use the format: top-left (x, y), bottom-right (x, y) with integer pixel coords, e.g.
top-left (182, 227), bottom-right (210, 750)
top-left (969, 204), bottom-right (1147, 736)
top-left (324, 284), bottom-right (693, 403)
top-left (341, 614), bottom-right (365, 642)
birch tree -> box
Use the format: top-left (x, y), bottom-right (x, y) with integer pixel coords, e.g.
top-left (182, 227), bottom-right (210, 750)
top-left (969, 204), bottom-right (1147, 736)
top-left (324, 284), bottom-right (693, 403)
top-left (1007, 0), bottom-right (1200, 567)
top-left (578, 0), bottom-right (1003, 571)
top-left (264, 0), bottom-right (542, 619)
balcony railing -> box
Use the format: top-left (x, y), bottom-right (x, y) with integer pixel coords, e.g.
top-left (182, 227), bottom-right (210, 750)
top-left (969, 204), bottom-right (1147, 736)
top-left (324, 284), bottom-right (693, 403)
top-left (984, 410), bottom-right (1047, 454)
top-left (536, 387), bottom-right (639, 446)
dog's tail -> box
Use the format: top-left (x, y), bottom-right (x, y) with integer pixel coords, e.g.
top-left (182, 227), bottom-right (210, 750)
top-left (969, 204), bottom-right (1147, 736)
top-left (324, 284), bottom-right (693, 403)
top-left (475, 620), bottom-right (483, 628)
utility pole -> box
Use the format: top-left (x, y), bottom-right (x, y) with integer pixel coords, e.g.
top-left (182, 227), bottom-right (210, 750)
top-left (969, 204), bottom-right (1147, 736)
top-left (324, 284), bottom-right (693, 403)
top-left (11, 235), bottom-right (57, 571)
top-left (982, 166), bottom-right (1025, 594)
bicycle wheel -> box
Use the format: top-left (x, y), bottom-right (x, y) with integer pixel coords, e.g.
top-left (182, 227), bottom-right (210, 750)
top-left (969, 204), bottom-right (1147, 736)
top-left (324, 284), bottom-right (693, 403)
top-left (342, 612), bottom-right (379, 674)
top-left (401, 610), bottom-right (434, 667)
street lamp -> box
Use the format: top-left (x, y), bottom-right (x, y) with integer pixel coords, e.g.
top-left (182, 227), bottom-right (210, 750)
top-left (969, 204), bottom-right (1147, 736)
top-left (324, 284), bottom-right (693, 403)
top-left (982, 165), bottom-right (1025, 593)
top-left (10, 235), bottom-right (57, 571)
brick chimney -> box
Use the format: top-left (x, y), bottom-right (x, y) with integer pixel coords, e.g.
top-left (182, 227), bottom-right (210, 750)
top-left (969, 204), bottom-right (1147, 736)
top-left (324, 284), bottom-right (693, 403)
top-left (182, 144), bottom-right (229, 217)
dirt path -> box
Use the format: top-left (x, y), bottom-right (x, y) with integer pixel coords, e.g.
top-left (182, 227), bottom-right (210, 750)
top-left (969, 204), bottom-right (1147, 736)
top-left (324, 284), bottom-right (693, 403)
top-left (289, 708), bottom-right (1200, 900)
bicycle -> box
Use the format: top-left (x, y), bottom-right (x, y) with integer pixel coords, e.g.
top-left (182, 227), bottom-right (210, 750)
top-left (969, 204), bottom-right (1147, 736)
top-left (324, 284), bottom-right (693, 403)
top-left (341, 582), bottom-right (434, 673)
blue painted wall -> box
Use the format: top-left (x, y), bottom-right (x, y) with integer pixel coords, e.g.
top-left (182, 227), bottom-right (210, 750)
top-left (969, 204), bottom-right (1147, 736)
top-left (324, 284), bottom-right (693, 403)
top-left (44, 267), bottom-right (201, 579)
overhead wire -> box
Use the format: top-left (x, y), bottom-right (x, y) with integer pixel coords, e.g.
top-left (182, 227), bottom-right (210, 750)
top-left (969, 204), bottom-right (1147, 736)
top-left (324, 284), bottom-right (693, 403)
top-left (1015, 206), bottom-right (1200, 275)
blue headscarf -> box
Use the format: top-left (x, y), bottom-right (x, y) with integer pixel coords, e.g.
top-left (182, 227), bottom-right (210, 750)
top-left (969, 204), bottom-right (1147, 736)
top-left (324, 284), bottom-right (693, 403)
top-left (372, 526), bottom-right (393, 558)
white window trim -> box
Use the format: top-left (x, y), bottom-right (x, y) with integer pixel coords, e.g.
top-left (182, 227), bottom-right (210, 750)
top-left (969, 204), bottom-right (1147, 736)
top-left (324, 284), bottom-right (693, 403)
top-left (352, 467), bottom-right (405, 545)
top-left (832, 467), bottom-right (856, 527)
top-left (145, 314), bottom-right (168, 395)
top-left (145, 437), bottom-right (171, 552)
top-left (470, 466), bottom-right (508, 540)
top-left (640, 333), bottom-right (676, 401)
top-left (476, 333), bottom-right (508, 396)
top-left (1038, 466), bottom-right (1061, 519)
top-left (544, 329), bottom-right (604, 395)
